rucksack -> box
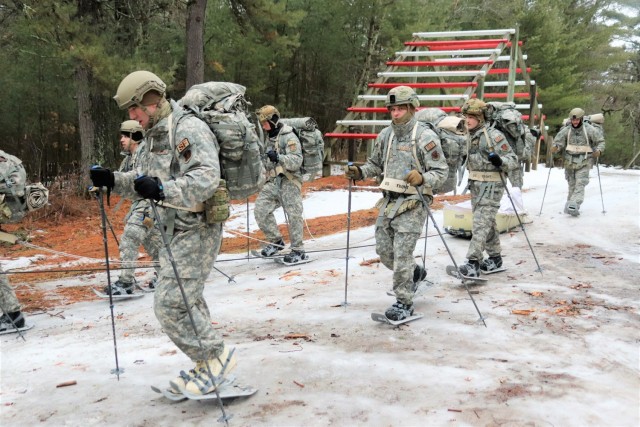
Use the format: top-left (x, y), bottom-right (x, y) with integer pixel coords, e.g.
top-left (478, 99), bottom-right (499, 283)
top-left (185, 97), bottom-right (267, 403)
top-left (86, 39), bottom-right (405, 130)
top-left (178, 82), bottom-right (266, 200)
top-left (278, 117), bottom-right (324, 181)
top-left (488, 102), bottom-right (527, 161)
top-left (0, 151), bottom-right (49, 223)
top-left (414, 109), bottom-right (467, 194)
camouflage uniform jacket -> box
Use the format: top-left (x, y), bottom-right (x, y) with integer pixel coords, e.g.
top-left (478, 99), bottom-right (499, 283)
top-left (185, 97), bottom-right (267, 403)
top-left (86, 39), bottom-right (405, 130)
top-left (265, 124), bottom-right (303, 183)
top-left (0, 150), bottom-right (27, 224)
top-left (360, 117), bottom-right (448, 194)
top-left (113, 105), bottom-right (221, 231)
top-left (467, 125), bottom-right (518, 174)
top-left (553, 122), bottom-right (605, 170)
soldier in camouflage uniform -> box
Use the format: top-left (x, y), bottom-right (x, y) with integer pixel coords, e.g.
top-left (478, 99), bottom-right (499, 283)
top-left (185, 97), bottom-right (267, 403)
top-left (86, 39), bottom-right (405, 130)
top-left (457, 99), bottom-right (518, 277)
top-left (551, 108), bottom-right (605, 216)
top-left (345, 86), bottom-right (448, 321)
top-left (254, 105), bottom-right (307, 264)
top-left (104, 120), bottom-right (162, 295)
top-left (0, 150), bottom-right (27, 332)
top-left (90, 71), bottom-right (236, 396)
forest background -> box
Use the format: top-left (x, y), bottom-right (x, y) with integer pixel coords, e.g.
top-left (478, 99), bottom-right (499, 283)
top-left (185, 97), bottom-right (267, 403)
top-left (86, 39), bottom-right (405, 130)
top-left (0, 0), bottom-right (638, 190)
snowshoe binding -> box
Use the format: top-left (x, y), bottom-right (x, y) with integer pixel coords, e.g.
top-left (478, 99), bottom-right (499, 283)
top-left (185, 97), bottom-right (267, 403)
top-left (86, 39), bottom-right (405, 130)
top-left (183, 346), bottom-right (237, 396)
top-left (480, 255), bottom-right (505, 274)
top-left (0, 311), bottom-right (25, 331)
top-left (102, 279), bottom-right (134, 296)
top-left (260, 239), bottom-right (285, 258)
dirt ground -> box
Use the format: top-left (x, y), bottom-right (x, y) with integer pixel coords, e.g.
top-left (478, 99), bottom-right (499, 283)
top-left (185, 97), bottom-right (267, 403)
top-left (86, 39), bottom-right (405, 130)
top-left (0, 168), bottom-right (638, 427)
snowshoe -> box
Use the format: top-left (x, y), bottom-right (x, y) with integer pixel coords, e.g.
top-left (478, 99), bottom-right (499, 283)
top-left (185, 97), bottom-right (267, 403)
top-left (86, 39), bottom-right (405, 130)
top-left (260, 239), bottom-right (285, 257)
top-left (384, 301), bottom-right (414, 321)
top-left (0, 311), bottom-right (25, 331)
top-left (102, 280), bottom-right (134, 296)
top-left (480, 255), bottom-right (503, 273)
top-left (282, 250), bottom-right (308, 265)
top-left (184, 347), bottom-right (237, 396)
top-left (458, 260), bottom-right (480, 278)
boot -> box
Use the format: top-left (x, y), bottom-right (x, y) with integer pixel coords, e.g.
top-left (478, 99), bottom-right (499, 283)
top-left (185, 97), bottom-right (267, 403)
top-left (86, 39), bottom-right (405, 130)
top-left (261, 239), bottom-right (285, 257)
top-left (480, 255), bottom-right (503, 272)
top-left (184, 347), bottom-right (237, 395)
top-left (385, 301), bottom-right (414, 321)
top-left (411, 265), bottom-right (427, 293)
top-left (103, 279), bottom-right (134, 295)
top-left (566, 201), bottom-right (580, 216)
top-left (147, 274), bottom-right (158, 289)
top-left (458, 260), bottom-right (480, 277)
top-left (283, 249), bottom-right (307, 264)
top-left (0, 311), bottom-right (25, 331)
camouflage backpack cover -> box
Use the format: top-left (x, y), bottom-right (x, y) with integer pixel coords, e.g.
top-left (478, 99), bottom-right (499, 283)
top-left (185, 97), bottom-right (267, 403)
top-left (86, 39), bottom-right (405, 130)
top-left (178, 82), bottom-right (266, 200)
top-left (0, 151), bottom-right (49, 223)
top-left (278, 117), bottom-right (324, 181)
top-left (487, 102), bottom-right (528, 161)
top-left (414, 108), bottom-right (467, 194)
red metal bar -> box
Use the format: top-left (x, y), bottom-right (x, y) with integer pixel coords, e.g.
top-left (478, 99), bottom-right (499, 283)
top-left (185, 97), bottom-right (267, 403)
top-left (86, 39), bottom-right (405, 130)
top-left (426, 42), bottom-right (517, 50)
top-left (487, 67), bottom-right (531, 74)
top-left (407, 38), bottom-right (508, 46)
top-left (405, 40), bottom-right (522, 48)
top-left (386, 60), bottom-right (493, 67)
top-left (368, 82), bottom-right (477, 89)
top-left (325, 133), bottom-right (379, 140)
top-left (472, 92), bottom-right (534, 99)
top-left (522, 115), bottom-right (546, 121)
top-left (346, 106), bottom-right (461, 113)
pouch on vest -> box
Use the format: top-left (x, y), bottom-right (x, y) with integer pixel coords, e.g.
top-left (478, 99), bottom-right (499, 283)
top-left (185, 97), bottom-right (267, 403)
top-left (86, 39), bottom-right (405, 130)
top-left (204, 179), bottom-right (230, 224)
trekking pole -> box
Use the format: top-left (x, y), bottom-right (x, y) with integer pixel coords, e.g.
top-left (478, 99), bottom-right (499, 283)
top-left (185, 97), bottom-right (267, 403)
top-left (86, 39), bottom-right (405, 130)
top-left (538, 165), bottom-right (552, 216)
top-left (342, 163), bottom-right (355, 307)
top-left (497, 173), bottom-right (543, 275)
top-left (0, 300), bottom-right (26, 341)
top-left (421, 215), bottom-right (428, 271)
top-left (214, 265), bottom-right (236, 284)
top-left (415, 188), bottom-right (486, 327)
top-left (93, 188), bottom-right (123, 379)
top-left (596, 159), bottom-right (606, 214)
top-left (148, 200), bottom-right (231, 425)
top-left (246, 198), bottom-right (250, 260)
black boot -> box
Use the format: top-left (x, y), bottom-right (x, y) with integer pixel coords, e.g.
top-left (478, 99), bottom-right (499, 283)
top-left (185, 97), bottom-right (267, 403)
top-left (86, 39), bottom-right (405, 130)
top-left (0, 311), bottom-right (25, 330)
top-left (261, 239), bottom-right (285, 257)
top-left (283, 249), bottom-right (307, 264)
top-left (385, 301), bottom-right (414, 321)
top-left (480, 255), bottom-right (503, 272)
top-left (458, 260), bottom-right (480, 277)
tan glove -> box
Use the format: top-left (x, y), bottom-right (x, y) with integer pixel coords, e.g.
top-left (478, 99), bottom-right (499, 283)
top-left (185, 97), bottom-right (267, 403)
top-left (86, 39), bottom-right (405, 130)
top-left (550, 145), bottom-right (560, 154)
top-left (592, 150), bottom-right (601, 158)
top-left (344, 165), bottom-right (362, 180)
top-left (404, 169), bottom-right (423, 186)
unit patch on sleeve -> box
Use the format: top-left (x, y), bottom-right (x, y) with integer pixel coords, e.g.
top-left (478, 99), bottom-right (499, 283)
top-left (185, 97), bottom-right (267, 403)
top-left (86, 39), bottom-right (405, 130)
top-left (431, 150), bottom-right (440, 160)
top-left (287, 140), bottom-right (298, 152)
top-left (501, 143), bottom-right (509, 151)
top-left (176, 138), bottom-right (190, 154)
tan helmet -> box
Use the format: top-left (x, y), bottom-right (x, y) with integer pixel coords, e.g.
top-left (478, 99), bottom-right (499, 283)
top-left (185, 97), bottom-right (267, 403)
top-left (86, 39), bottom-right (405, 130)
top-left (120, 120), bottom-right (144, 134)
top-left (461, 98), bottom-right (487, 120)
top-left (113, 71), bottom-right (167, 110)
top-left (256, 105), bottom-right (280, 123)
top-left (385, 86), bottom-right (420, 108)
top-left (569, 108), bottom-right (585, 120)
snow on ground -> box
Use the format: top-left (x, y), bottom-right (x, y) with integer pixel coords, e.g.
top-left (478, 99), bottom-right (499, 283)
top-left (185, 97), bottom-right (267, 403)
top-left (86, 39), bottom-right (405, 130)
top-left (1, 165), bottom-right (639, 427)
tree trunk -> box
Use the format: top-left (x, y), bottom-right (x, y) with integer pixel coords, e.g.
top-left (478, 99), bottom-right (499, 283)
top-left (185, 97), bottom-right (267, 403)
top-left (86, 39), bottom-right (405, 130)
top-left (186, 0), bottom-right (207, 88)
top-left (75, 63), bottom-right (95, 190)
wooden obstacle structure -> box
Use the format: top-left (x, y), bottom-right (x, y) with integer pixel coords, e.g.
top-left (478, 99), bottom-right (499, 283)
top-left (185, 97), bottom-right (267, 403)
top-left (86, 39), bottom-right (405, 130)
top-left (324, 28), bottom-right (547, 174)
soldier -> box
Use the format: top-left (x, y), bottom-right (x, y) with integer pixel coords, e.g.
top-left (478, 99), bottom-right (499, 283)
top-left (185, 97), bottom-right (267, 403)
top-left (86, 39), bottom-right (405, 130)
top-left (89, 71), bottom-right (235, 396)
top-left (344, 86), bottom-right (448, 321)
top-left (551, 108), bottom-right (605, 216)
top-left (0, 150), bottom-right (28, 332)
top-left (103, 120), bottom-right (161, 295)
top-left (456, 99), bottom-right (518, 277)
top-left (254, 105), bottom-right (307, 264)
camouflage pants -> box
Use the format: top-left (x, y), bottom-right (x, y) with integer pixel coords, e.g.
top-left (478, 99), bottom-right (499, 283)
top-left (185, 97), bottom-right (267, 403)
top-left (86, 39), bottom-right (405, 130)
top-left (118, 209), bottom-right (162, 284)
top-left (0, 264), bottom-right (20, 314)
top-left (565, 164), bottom-right (591, 208)
top-left (466, 180), bottom-right (504, 261)
top-left (254, 178), bottom-right (304, 250)
top-left (376, 204), bottom-right (427, 306)
top-left (154, 223), bottom-right (224, 361)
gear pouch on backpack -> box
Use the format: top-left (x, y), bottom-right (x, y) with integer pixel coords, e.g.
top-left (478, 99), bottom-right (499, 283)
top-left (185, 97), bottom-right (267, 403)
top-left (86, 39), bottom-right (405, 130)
top-left (204, 179), bottom-right (230, 224)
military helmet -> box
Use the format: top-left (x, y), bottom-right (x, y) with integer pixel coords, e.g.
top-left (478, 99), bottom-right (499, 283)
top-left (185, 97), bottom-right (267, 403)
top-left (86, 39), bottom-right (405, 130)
top-left (114, 71), bottom-right (167, 110)
top-left (385, 86), bottom-right (420, 108)
top-left (569, 108), bottom-right (585, 120)
top-left (461, 98), bottom-right (487, 118)
top-left (120, 120), bottom-right (144, 134)
top-left (256, 105), bottom-right (280, 123)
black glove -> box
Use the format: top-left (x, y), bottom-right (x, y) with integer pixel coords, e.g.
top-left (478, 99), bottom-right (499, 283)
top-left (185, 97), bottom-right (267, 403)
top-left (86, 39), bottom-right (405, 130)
top-left (89, 166), bottom-right (114, 190)
top-left (488, 152), bottom-right (503, 168)
top-left (266, 150), bottom-right (279, 163)
top-left (530, 128), bottom-right (540, 138)
top-left (134, 176), bottom-right (165, 201)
